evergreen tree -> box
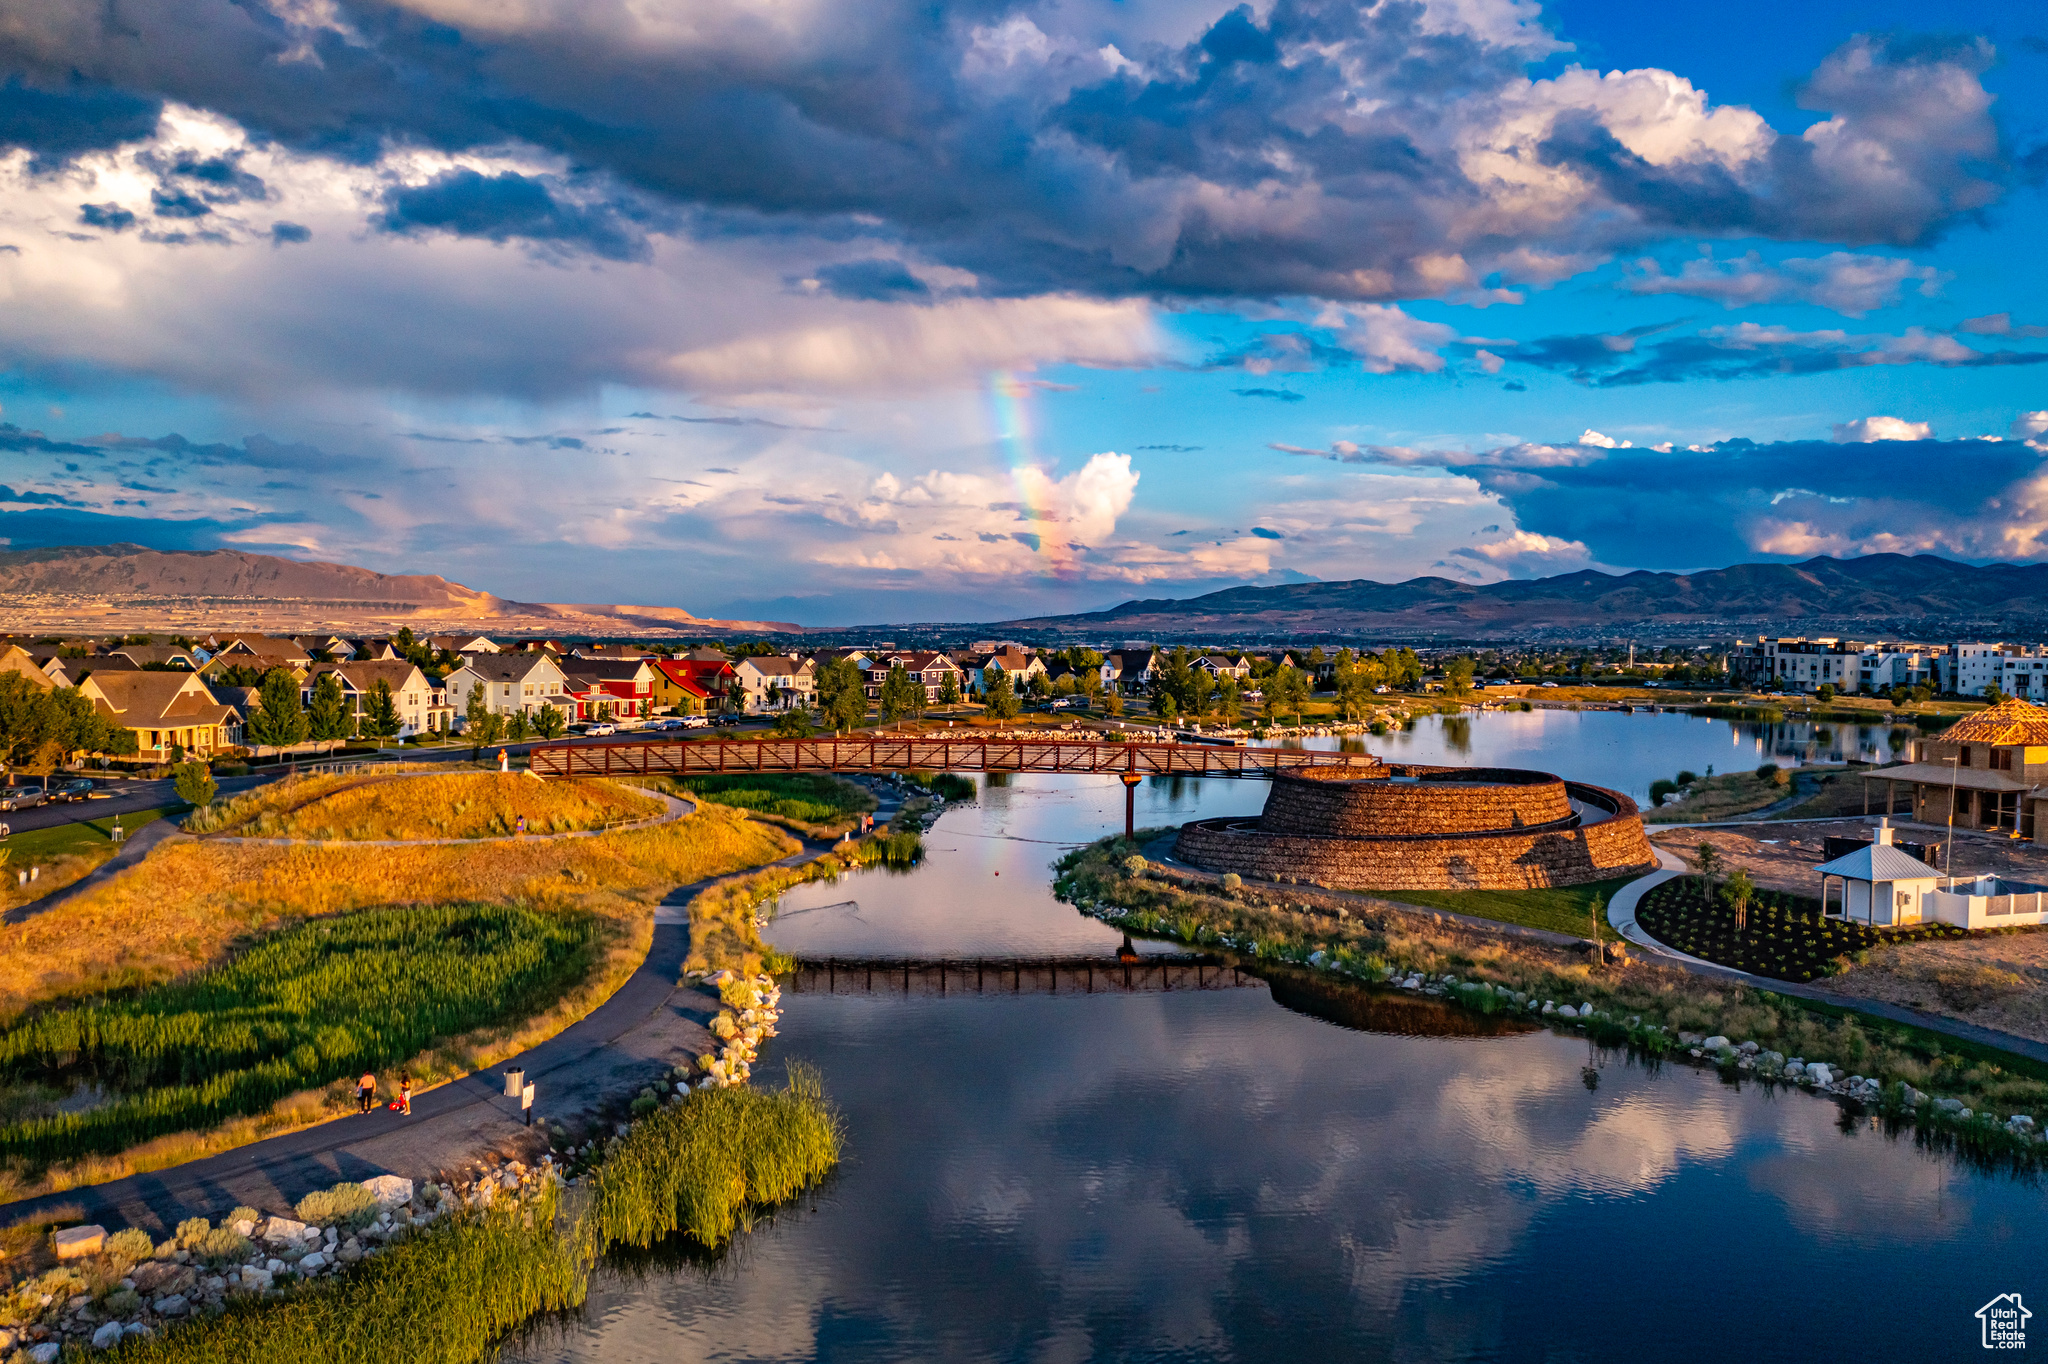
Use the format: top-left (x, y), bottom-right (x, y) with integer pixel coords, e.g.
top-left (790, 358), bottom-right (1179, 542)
top-left (246, 668), bottom-right (310, 752)
top-left (532, 704), bottom-right (566, 741)
top-left (938, 670), bottom-right (961, 706)
top-left (307, 673), bottom-right (351, 751)
top-left (365, 679), bottom-right (402, 744)
top-left (983, 668), bottom-right (1022, 720)
top-left (880, 664), bottom-right (921, 723)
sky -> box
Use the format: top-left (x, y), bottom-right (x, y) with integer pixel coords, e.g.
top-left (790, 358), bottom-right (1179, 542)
top-left (0, 0), bottom-right (2044, 626)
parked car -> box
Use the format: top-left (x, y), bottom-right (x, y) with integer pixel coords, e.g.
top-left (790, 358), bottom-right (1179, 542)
top-left (682, 714), bottom-right (711, 729)
top-left (51, 779), bottom-right (97, 802)
top-left (1540, 681), bottom-right (1559, 688)
top-left (586, 723), bottom-right (617, 736)
top-left (0, 786), bottom-right (47, 811)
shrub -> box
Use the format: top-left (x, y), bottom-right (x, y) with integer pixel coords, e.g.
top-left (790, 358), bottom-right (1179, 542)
top-left (1675, 770), bottom-right (1697, 786)
top-left (227, 1207), bottom-right (260, 1228)
top-left (175, 1217), bottom-right (211, 1249)
top-left (195, 1228), bottom-right (254, 1266)
top-left (1221, 873), bottom-right (1242, 892)
top-left (105, 1227), bottom-right (155, 1264)
top-left (1123, 855), bottom-right (1148, 875)
top-left (1648, 779), bottom-right (1678, 806)
top-left (296, 1182), bottom-right (378, 1230)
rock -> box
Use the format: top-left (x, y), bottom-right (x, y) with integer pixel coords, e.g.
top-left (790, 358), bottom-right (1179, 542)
top-left (229, 1219), bottom-right (255, 1238)
top-left (123, 1324), bottom-right (155, 1340)
top-left (1937, 1097), bottom-right (1964, 1113)
top-left (1961, 1108), bottom-right (1974, 1120)
top-left (1738, 1041), bottom-right (1760, 1055)
top-left (258, 1216), bottom-right (309, 1244)
top-left (0, 1329), bottom-right (13, 1351)
top-left (266, 1259), bottom-right (285, 1274)
top-left (241, 1268), bottom-right (274, 1292)
top-left (30, 1344), bottom-right (62, 1363)
top-left (1806, 1065), bottom-right (1833, 1086)
top-left (92, 1322), bottom-right (125, 1350)
top-left (1541, 1002), bottom-right (1555, 1014)
top-left (131, 1263), bottom-right (194, 1295)
top-left (300, 1251), bottom-right (328, 1273)
top-left (1556, 1005), bottom-right (1578, 1018)
top-left (153, 1294), bottom-right (189, 1317)
top-left (54, 1225), bottom-right (107, 1259)
top-left (2011, 1115), bottom-right (2036, 1130)
top-left (1702, 1036), bottom-right (1731, 1052)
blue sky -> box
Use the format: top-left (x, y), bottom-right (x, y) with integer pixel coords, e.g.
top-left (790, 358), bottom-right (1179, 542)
top-left (0, 0), bottom-right (2044, 625)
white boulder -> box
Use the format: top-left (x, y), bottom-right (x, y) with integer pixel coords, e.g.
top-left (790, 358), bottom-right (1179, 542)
top-left (30, 1344), bottom-right (61, 1363)
top-left (93, 1322), bottom-right (125, 1350)
top-left (299, 1251), bottom-right (328, 1273)
top-left (360, 1175), bottom-right (413, 1208)
top-left (1702, 1036), bottom-right (1731, 1052)
top-left (259, 1217), bottom-right (309, 1244)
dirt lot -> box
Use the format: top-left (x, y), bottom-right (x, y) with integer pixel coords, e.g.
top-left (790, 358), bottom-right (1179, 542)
top-left (1649, 817), bottom-right (2048, 1043)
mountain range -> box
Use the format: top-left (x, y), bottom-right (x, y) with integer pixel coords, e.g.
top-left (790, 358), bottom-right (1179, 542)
top-left (0, 545), bottom-right (800, 635)
top-left (1000, 555), bottom-right (2048, 641)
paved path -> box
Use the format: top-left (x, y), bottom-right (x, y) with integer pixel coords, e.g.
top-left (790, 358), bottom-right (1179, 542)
top-left (0, 802), bottom-right (831, 1236)
top-left (2, 820), bottom-right (188, 926)
top-left (1608, 852), bottom-right (2048, 1065)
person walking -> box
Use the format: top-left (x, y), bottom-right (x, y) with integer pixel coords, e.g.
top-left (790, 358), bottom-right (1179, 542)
top-left (357, 1071), bottom-right (376, 1114)
top-left (397, 1075), bottom-right (413, 1116)
top-left (498, 748), bottom-right (509, 773)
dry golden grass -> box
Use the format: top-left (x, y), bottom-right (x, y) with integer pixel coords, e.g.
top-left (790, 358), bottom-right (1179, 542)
top-left (0, 850), bottom-right (113, 916)
top-left (206, 772), bottom-right (662, 841)
top-left (0, 801), bottom-right (795, 1023)
top-left (0, 802), bottom-right (798, 1200)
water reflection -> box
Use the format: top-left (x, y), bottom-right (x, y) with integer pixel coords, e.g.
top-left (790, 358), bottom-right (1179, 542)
top-left (1261, 966), bottom-right (1537, 1038)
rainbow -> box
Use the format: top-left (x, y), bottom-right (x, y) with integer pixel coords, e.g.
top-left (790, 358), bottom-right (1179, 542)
top-left (986, 369), bottom-right (1073, 576)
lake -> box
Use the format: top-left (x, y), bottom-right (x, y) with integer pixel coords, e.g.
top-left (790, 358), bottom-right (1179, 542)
top-left (506, 712), bottom-right (2030, 1364)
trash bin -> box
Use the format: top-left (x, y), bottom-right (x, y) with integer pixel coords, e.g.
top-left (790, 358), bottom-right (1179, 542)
top-left (503, 1067), bottom-right (525, 1097)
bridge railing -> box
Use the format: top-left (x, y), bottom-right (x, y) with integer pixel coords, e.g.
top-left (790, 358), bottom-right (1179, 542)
top-left (529, 735), bottom-right (1381, 780)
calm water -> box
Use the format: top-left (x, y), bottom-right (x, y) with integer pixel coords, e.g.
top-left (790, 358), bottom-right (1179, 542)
top-left (506, 716), bottom-right (2034, 1364)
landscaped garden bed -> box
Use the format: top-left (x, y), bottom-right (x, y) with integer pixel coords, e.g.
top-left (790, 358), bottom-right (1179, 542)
top-left (1635, 875), bottom-right (1968, 982)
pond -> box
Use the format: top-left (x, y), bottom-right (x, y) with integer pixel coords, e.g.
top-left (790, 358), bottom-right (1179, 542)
top-left (506, 720), bottom-right (2030, 1364)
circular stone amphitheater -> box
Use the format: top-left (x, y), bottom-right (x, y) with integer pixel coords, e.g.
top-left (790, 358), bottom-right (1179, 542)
top-left (1174, 761), bottom-right (1656, 891)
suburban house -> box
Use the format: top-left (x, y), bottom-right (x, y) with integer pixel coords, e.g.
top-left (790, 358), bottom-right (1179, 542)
top-left (1866, 697), bottom-right (2048, 842)
top-left (651, 659), bottom-right (732, 715)
top-left (430, 634), bottom-right (500, 654)
top-left (1197, 653), bottom-right (1254, 680)
top-left (955, 648), bottom-right (1043, 696)
top-left (199, 652), bottom-right (308, 687)
top-left (445, 653), bottom-right (573, 723)
top-left (736, 656), bottom-right (818, 712)
top-left (204, 633), bottom-right (313, 666)
top-left (303, 660), bottom-right (450, 737)
top-left (29, 651), bottom-right (80, 687)
top-left (80, 671), bottom-right (242, 759)
top-left (104, 644), bottom-right (199, 670)
top-left (864, 651), bottom-right (964, 703)
top-left (1097, 655), bottom-right (1122, 691)
top-left (0, 644), bottom-right (54, 691)
top-left (1113, 650), bottom-right (1159, 694)
top-left (559, 658), bottom-right (658, 719)
top-left (1818, 819), bottom-right (2048, 930)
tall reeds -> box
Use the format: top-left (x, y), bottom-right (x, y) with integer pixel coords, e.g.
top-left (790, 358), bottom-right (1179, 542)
top-left (119, 1071), bottom-right (840, 1364)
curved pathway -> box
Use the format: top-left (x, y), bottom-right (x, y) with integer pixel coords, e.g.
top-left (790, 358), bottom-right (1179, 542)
top-left (1608, 853), bottom-right (2048, 1065)
top-left (0, 829), bottom-right (841, 1236)
top-left (1, 819), bottom-right (186, 927)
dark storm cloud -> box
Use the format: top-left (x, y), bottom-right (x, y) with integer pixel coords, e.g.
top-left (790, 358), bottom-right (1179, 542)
top-left (811, 259), bottom-right (931, 302)
top-left (1232, 387), bottom-right (1305, 401)
top-left (1482, 322), bottom-right (2048, 386)
top-left (0, 1), bottom-right (2012, 294)
top-left (0, 77), bottom-right (161, 170)
top-left (270, 221), bottom-right (311, 245)
top-left (1303, 435), bottom-right (2048, 570)
top-left (0, 507), bottom-right (310, 551)
top-left (78, 202), bottom-right (136, 231)
top-left (374, 168), bottom-right (655, 262)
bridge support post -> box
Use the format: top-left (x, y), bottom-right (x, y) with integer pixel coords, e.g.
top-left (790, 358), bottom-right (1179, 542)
top-left (1121, 773), bottom-right (1142, 842)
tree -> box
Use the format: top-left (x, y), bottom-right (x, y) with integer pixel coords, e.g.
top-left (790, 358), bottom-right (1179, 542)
top-left (464, 683), bottom-right (490, 742)
top-left (1218, 678), bottom-right (1242, 724)
top-left (772, 705), bottom-right (816, 738)
top-left (173, 760), bottom-right (216, 809)
top-left (816, 658), bottom-right (868, 732)
top-left (639, 697), bottom-right (653, 720)
top-left (532, 704), bottom-right (566, 741)
top-left (1696, 842), bottom-right (1722, 901)
top-left (1105, 694), bottom-right (1124, 717)
top-left (880, 664), bottom-right (921, 724)
top-left (1076, 666), bottom-right (1102, 707)
top-left (1155, 693), bottom-right (1179, 723)
top-left (1816, 683), bottom-right (1837, 703)
top-left (983, 668), bottom-right (1022, 720)
top-left (246, 668), bottom-right (310, 752)
top-left (1725, 868), bottom-right (1755, 934)
top-left (364, 679), bottom-right (401, 745)
top-left (506, 710), bottom-right (531, 743)
top-left (307, 673), bottom-right (351, 752)
top-left (1027, 669), bottom-right (1052, 701)
top-left (0, 676), bottom-right (135, 771)
top-left (469, 707), bottom-right (506, 759)
top-left (938, 670), bottom-right (962, 706)
top-left (1446, 657), bottom-right (1476, 697)
top-left (1268, 664), bottom-right (1309, 725)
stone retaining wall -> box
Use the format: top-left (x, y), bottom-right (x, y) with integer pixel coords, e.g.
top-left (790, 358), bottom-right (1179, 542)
top-left (1259, 767), bottom-right (1572, 838)
top-left (1174, 765), bottom-right (1655, 890)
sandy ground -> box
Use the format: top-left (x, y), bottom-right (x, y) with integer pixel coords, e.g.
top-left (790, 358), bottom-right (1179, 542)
top-left (1649, 816), bottom-right (2048, 1043)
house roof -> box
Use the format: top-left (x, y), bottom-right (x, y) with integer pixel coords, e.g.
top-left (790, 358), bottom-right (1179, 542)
top-left (84, 671), bottom-right (239, 729)
top-left (653, 659), bottom-right (730, 694)
top-left (1939, 697), bottom-right (2048, 746)
top-left (307, 660), bottom-right (429, 693)
top-left (1814, 842), bottom-right (1945, 881)
top-left (740, 656), bottom-right (805, 678)
top-left (0, 644), bottom-right (55, 690)
top-left (210, 633), bottom-right (311, 663)
top-left (106, 645), bottom-right (198, 668)
top-left (561, 658), bottom-right (655, 682)
top-left (456, 654), bottom-right (564, 683)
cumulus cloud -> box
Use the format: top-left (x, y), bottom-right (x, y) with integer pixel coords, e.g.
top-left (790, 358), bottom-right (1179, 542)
top-left (1831, 416), bottom-right (1933, 442)
top-left (1293, 425), bottom-right (2048, 570)
top-left (1621, 250), bottom-right (1946, 315)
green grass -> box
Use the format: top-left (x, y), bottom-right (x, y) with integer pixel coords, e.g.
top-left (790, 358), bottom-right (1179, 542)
top-left (0, 904), bottom-right (601, 1166)
top-left (117, 1072), bottom-right (840, 1364)
top-left (1369, 876), bottom-right (1637, 941)
top-left (0, 805), bottom-right (179, 860)
top-left (673, 773), bottom-right (872, 825)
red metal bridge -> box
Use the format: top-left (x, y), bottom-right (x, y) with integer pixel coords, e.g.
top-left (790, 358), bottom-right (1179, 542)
top-left (529, 735), bottom-right (1378, 835)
